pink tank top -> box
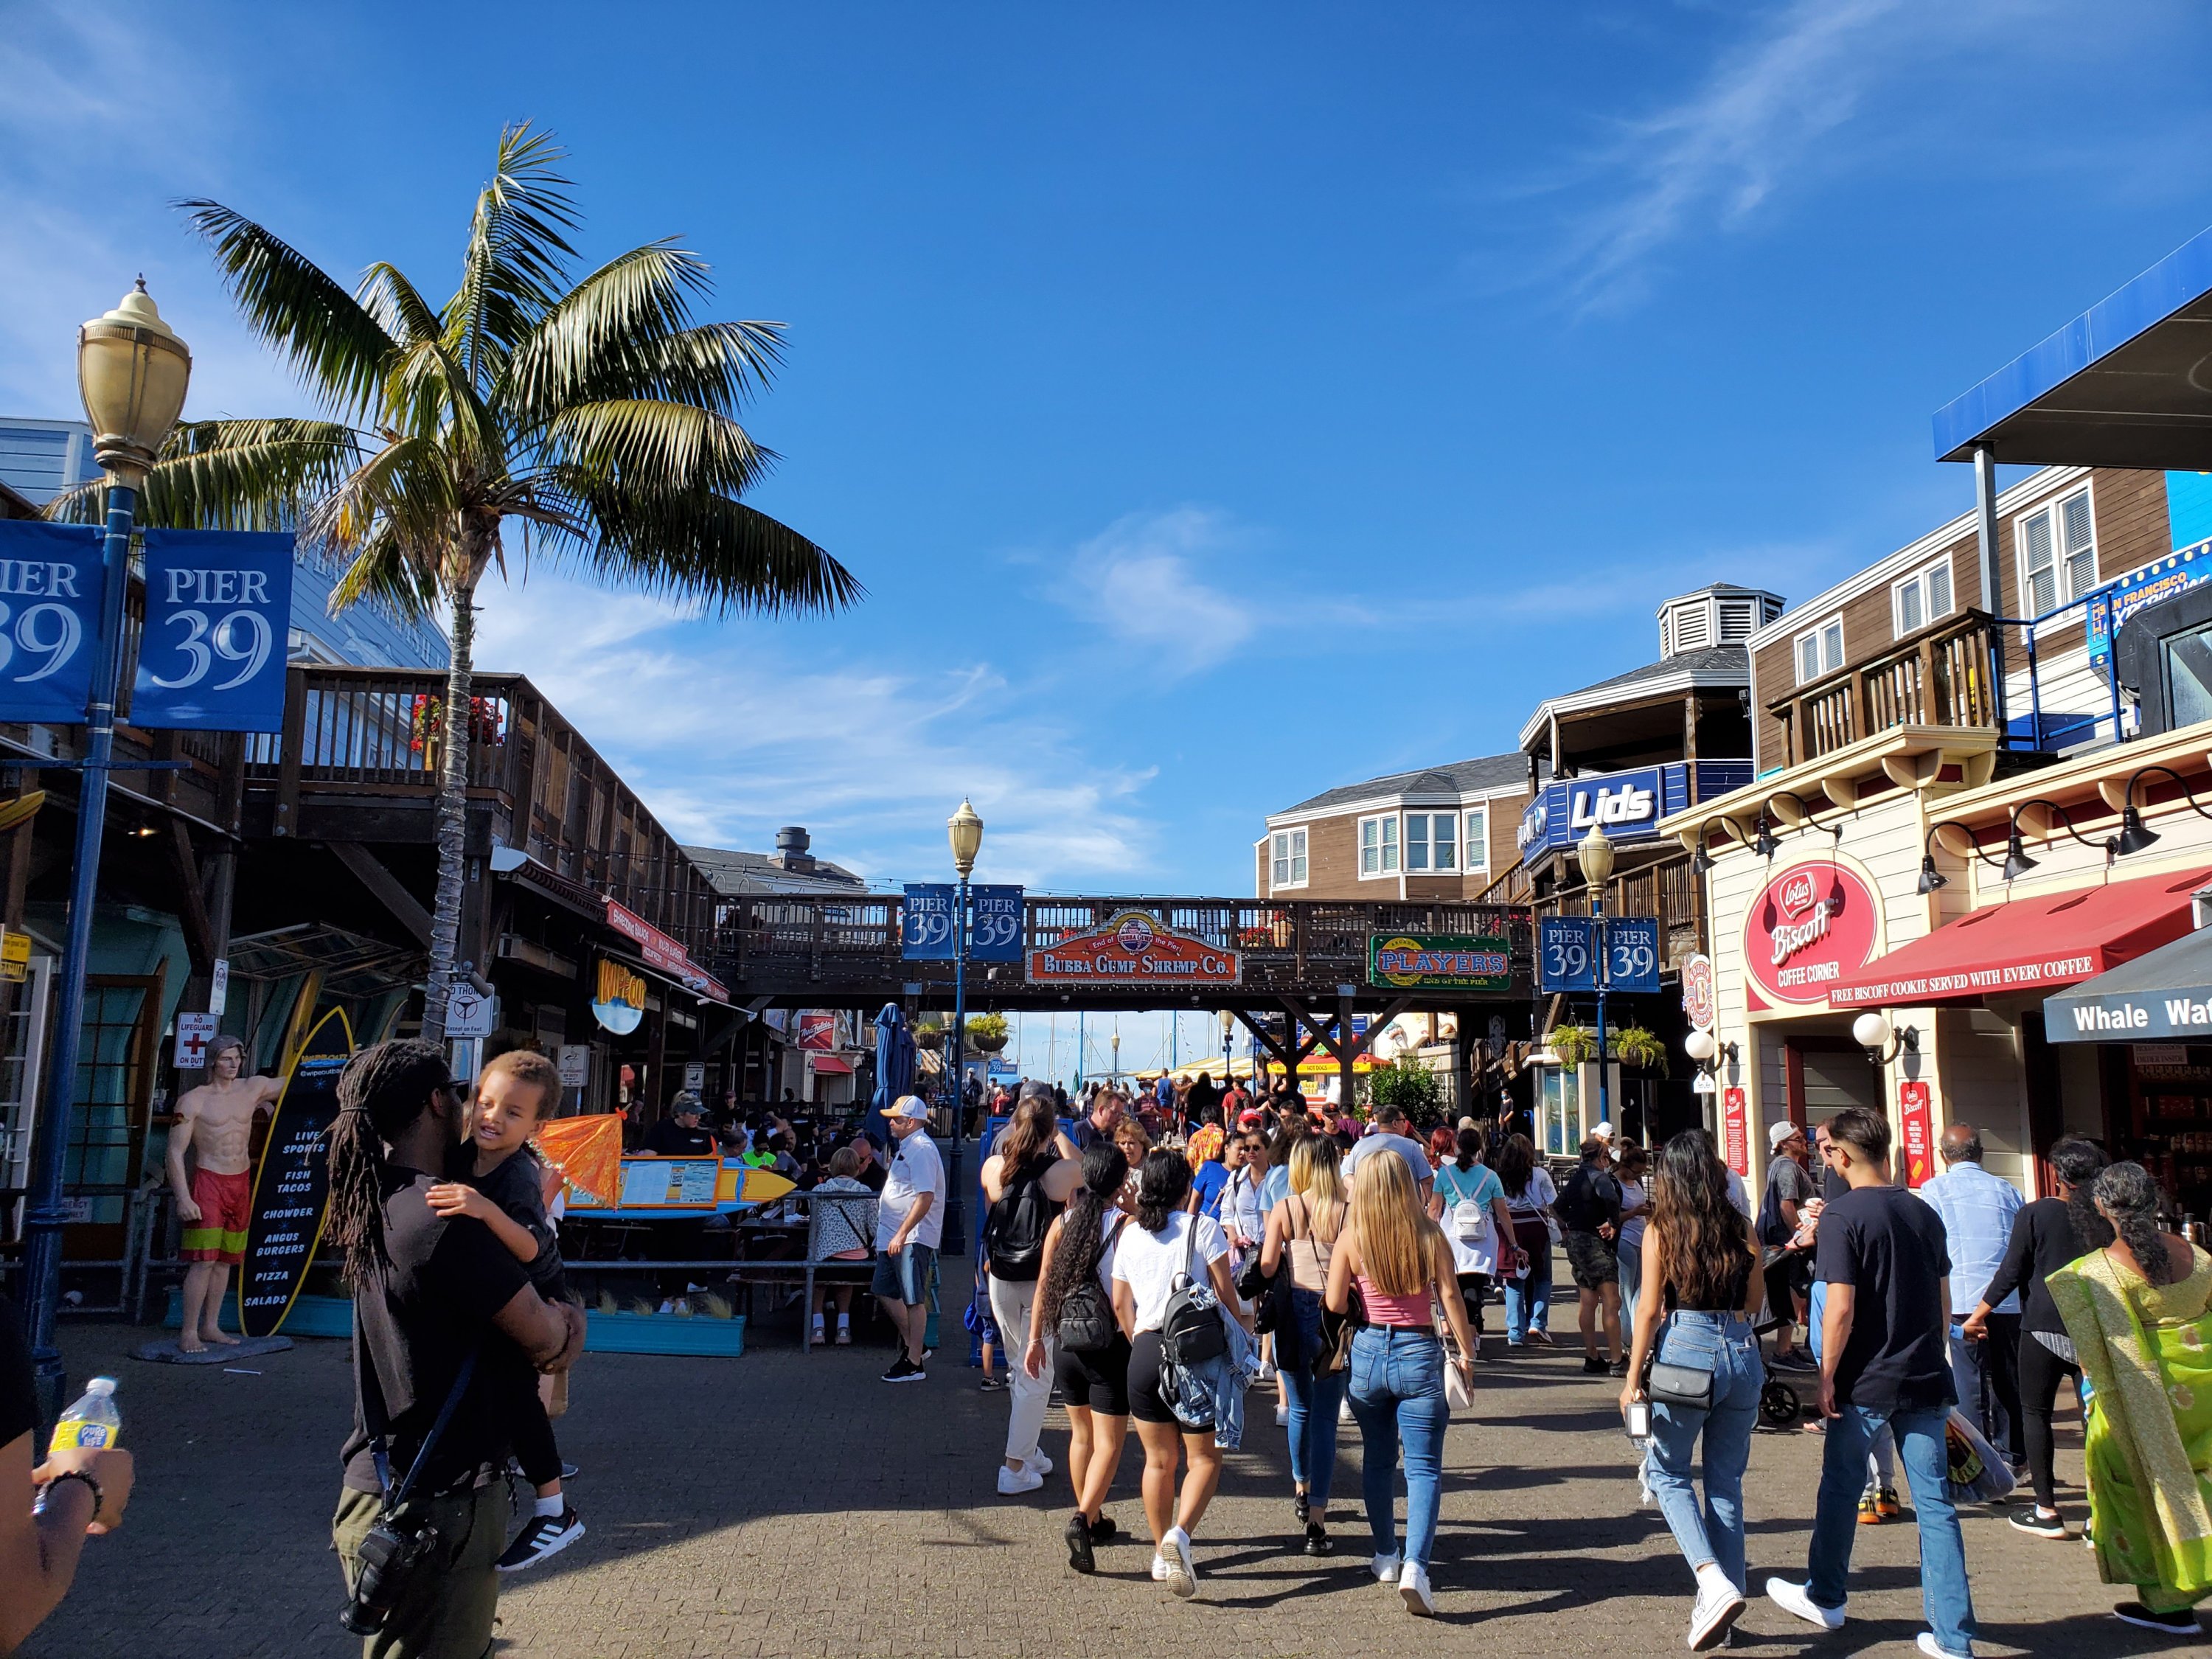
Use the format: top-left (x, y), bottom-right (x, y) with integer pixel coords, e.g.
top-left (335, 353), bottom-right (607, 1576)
top-left (1357, 1273), bottom-right (1433, 1328)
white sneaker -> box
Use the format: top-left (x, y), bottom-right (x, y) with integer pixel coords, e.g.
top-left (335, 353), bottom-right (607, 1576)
top-left (1023, 1450), bottom-right (1054, 1478)
top-left (1371, 1552), bottom-right (1401, 1584)
top-left (1764, 1579), bottom-right (1846, 1632)
top-left (1399, 1561), bottom-right (1436, 1616)
top-left (1151, 1554), bottom-right (1169, 1582)
top-left (1340, 1397), bottom-right (1355, 1425)
top-left (1162, 1526), bottom-right (1196, 1599)
top-left (1275, 1405), bottom-right (1290, 1427)
top-left (1916, 1636), bottom-right (1972, 1659)
top-left (1688, 1582), bottom-right (1746, 1649)
top-left (995, 1464), bottom-right (1043, 1496)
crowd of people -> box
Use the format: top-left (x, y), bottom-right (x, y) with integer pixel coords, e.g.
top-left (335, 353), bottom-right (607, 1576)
top-left (8, 1048), bottom-right (2212, 1656)
top-left (956, 1079), bottom-right (2212, 1650)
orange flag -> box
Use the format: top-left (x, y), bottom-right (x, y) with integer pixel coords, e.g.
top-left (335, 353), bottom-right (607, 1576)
top-left (535, 1113), bottom-right (625, 1208)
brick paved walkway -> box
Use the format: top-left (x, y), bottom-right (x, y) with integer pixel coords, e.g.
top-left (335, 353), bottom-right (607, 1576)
top-left (23, 1278), bottom-right (2169, 1658)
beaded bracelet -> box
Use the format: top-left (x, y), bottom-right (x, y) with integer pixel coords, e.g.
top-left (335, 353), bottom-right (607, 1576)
top-left (37, 1468), bottom-right (105, 1524)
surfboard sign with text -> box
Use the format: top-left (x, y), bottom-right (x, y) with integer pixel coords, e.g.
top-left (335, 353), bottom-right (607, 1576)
top-left (237, 1007), bottom-right (355, 1338)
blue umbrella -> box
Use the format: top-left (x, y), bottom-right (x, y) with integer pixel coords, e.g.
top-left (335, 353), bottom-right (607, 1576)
top-left (867, 1002), bottom-right (914, 1149)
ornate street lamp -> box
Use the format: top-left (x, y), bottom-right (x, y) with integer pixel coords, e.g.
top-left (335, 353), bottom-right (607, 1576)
top-left (943, 799), bottom-right (981, 1252)
top-left (24, 282), bottom-right (192, 1418)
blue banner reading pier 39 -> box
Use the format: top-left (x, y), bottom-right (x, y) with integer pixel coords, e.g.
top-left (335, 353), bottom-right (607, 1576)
top-left (0, 522), bottom-right (105, 726)
top-left (132, 530), bottom-right (295, 733)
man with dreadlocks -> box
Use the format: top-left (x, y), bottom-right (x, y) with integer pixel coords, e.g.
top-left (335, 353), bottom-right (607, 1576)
top-left (325, 1040), bottom-right (585, 1658)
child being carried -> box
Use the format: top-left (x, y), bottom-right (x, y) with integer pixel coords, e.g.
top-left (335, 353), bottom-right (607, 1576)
top-left (428, 1049), bottom-right (585, 1572)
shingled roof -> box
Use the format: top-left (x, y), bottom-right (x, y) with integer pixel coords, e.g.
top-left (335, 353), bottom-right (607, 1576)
top-left (1276, 751), bottom-right (1535, 817)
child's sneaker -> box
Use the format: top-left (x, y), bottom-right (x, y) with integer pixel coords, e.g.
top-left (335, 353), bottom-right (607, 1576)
top-left (497, 1506), bottom-right (584, 1572)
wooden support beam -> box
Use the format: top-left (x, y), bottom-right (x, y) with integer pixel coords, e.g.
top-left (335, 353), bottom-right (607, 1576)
top-left (166, 821), bottom-right (218, 978)
top-left (326, 840), bottom-right (434, 947)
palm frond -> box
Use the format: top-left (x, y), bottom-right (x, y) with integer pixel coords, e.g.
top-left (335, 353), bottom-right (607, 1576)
top-left (504, 241), bottom-right (724, 419)
top-left (543, 399), bottom-right (776, 498)
top-left (449, 122), bottom-right (580, 386)
top-left (141, 420), bottom-right (364, 530)
top-left (551, 482), bottom-right (861, 616)
top-left (356, 261), bottom-right (445, 349)
top-left (176, 199), bottom-right (395, 419)
top-left (328, 518), bottom-right (443, 620)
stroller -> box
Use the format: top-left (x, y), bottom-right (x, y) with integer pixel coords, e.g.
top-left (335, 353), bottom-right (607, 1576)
top-left (1753, 1312), bottom-right (1805, 1428)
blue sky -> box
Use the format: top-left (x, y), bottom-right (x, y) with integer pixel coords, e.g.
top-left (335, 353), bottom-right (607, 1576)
top-left (6, 0), bottom-right (2212, 944)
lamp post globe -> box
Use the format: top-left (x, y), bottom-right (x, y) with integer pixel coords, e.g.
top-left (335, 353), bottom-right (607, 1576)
top-left (1683, 1027), bottom-right (1717, 1065)
top-left (1851, 1011), bottom-right (1893, 1054)
top-left (78, 279), bottom-right (192, 484)
top-left (25, 282), bottom-right (192, 1421)
top-left (947, 798), bottom-right (983, 877)
top-left (1577, 822), bottom-right (1616, 889)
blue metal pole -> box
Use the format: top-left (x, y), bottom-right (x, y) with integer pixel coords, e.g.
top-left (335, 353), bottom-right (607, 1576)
top-left (1593, 897), bottom-right (1610, 1133)
top-left (23, 481), bottom-right (136, 1423)
top-left (945, 872), bottom-right (969, 1254)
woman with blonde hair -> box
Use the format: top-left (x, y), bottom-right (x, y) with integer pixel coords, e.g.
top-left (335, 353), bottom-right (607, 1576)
top-left (1260, 1134), bottom-right (1350, 1555)
top-left (1325, 1150), bottom-right (1476, 1615)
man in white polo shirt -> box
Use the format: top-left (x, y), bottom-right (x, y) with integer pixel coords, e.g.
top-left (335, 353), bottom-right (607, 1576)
top-left (874, 1095), bottom-right (946, 1384)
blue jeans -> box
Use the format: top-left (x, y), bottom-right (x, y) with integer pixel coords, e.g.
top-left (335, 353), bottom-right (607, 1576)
top-left (1618, 1234), bottom-right (1644, 1332)
top-left (1644, 1312), bottom-right (1762, 1591)
top-left (1506, 1242), bottom-right (1553, 1342)
top-left (1807, 1404), bottom-right (1977, 1655)
top-left (1348, 1326), bottom-right (1449, 1568)
top-left (1281, 1289), bottom-right (1345, 1509)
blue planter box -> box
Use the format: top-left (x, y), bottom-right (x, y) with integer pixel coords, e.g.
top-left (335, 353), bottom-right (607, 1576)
top-left (164, 1290), bottom-right (744, 1356)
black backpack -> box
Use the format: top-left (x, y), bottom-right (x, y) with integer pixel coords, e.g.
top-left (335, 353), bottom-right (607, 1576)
top-left (1160, 1217), bottom-right (1229, 1366)
top-left (984, 1160), bottom-right (1057, 1281)
top-left (1055, 1214), bottom-right (1124, 1353)
top-left (1554, 1166), bottom-right (1614, 1232)
top-left (1756, 1165), bottom-right (1794, 1250)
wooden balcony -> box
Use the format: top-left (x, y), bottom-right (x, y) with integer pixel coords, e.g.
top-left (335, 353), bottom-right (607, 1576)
top-left (1773, 611), bottom-right (1996, 767)
top-left (242, 666), bottom-right (719, 961)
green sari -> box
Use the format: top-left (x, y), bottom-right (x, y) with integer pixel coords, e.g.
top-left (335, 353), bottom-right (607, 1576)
top-left (2047, 1244), bottom-right (2212, 1613)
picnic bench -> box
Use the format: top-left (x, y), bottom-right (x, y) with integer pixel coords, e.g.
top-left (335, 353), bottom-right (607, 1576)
top-left (723, 1189), bottom-right (880, 1350)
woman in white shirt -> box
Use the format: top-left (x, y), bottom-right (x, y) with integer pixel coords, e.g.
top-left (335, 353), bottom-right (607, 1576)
top-left (1110, 1150), bottom-right (1247, 1600)
top-left (1427, 1127), bottom-right (1522, 1357)
top-left (1495, 1133), bottom-right (1558, 1347)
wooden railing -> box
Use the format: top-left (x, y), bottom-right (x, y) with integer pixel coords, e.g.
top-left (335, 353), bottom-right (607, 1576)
top-left (712, 895), bottom-right (1534, 1002)
top-left (243, 667), bottom-right (719, 958)
top-left (1773, 611), bottom-right (1996, 766)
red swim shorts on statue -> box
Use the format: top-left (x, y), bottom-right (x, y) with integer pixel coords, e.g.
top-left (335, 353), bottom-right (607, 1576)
top-left (181, 1168), bottom-right (251, 1263)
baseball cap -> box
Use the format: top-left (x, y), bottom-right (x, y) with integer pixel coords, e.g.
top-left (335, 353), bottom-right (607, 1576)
top-left (669, 1091), bottom-right (703, 1116)
top-left (889, 1095), bottom-right (931, 1121)
top-left (1591, 1121), bottom-right (1615, 1142)
top-left (1768, 1120), bottom-right (1801, 1151)
top-left (1456, 1116), bottom-right (1478, 1132)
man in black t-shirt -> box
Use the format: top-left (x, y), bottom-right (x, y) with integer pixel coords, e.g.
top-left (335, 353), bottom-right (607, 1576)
top-left (327, 1040), bottom-right (583, 1658)
top-left (644, 1092), bottom-right (716, 1157)
top-left (1765, 1107), bottom-right (1978, 1659)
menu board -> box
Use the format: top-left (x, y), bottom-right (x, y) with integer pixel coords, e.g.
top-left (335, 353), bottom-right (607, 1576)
top-left (616, 1156), bottom-right (722, 1209)
top-left (238, 1008), bottom-right (355, 1338)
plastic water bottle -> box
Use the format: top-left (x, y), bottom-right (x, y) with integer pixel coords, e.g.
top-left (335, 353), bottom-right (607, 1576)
top-left (48, 1376), bottom-right (122, 1453)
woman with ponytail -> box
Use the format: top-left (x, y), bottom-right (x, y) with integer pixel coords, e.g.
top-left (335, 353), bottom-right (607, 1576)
top-left (327, 1040), bottom-right (586, 1652)
top-left (2048, 1161), bottom-right (2212, 1635)
top-left (1023, 1141), bottom-right (1132, 1573)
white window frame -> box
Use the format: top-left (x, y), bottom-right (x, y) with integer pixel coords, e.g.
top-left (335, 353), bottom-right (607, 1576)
top-left (1794, 613), bottom-right (1846, 686)
top-left (1890, 555), bottom-right (1953, 639)
top-left (1269, 827), bottom-right (1308, 891)
top-left (2014, 484), bottom-right (2097, 622)
top-left (1402, 810), bottom-right (1458, 873)
top-left (1358, 813), bottom-right (1399, 877)
top-left (1463, 804), bottom-right (1489, 876)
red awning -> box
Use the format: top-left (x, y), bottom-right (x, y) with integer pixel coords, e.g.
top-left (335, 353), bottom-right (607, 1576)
top-left (809, 1054), bottom-right (855, 1075)
top-left (1827, 864), bottom-right (2212, 1009)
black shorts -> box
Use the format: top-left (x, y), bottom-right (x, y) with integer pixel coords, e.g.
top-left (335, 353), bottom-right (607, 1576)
top-left (1127, 1329), bottom-right (1213, 1430)
top-left (1054, 1331), bottom-right (1131, 1416)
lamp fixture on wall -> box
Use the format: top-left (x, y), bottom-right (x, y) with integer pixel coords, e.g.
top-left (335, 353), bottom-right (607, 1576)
top-left (2000, 798), bottom-right (2116, 883)
top-left (1916, 818), bottom-right (1997, 894)
top-left (1682, 1026), bottom-right (1738, 1096)
top-left (1851, 1010), bottom-right (1917, 1065)
top-left (2110, 763), bottom-right (2212, 858)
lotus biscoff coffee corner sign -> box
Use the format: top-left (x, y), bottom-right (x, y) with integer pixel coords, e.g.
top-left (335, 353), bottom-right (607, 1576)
top-left (1742, 858), bottom-right (1882, 1011)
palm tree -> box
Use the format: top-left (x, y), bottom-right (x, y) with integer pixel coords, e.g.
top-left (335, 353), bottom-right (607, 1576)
top-left (56, 124), bottom-right (858, 1039)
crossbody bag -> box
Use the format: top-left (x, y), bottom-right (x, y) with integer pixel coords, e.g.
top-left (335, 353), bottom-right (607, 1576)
top-left (341, 1343), bottom-right (482, 1635)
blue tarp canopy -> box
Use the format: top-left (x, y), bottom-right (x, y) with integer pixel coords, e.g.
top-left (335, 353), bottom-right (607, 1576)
top-left (1934, 224), bottom-right (2212, 469)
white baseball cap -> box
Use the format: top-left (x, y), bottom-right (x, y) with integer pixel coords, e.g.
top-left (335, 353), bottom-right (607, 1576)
top-left (889, 1095), bottom-right (931, 1121)
top-left (1769, 1119), bottom-right (1802, 1151)
top-left (1591, 1121), bottom-right (1615, 1142)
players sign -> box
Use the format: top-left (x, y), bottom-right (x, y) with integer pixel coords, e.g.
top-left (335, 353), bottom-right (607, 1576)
top-left (1367, 933), bottom-right (1512, 992)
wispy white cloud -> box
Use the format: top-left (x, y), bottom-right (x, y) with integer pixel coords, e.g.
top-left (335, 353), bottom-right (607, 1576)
top-left (1044, 507), bottom-right (1257, 659)
top-left (470, 571), bottom-right (1163, 890)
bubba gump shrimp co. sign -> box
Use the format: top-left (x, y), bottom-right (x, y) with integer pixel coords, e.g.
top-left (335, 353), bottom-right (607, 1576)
top-left (1742, 858), bottom-right (1882, 1011)
top-left (1028, 910), bottom-right (1242, 986)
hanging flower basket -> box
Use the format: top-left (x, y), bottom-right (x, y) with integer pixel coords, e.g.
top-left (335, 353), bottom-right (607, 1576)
top-left (913, 1023), bottom-right (944, 1051)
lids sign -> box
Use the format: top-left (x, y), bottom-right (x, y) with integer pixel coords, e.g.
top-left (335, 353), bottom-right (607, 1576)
top-left (1744, 860), bottom-right (1880, 1007)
